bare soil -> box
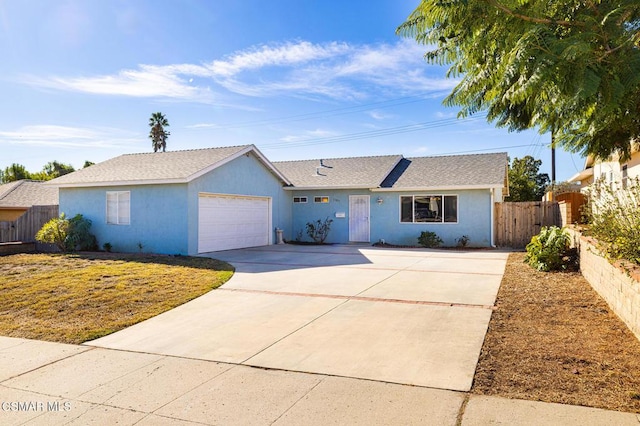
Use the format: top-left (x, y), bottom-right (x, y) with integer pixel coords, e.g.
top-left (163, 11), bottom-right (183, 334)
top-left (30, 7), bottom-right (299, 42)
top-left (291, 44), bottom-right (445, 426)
top-left (472, 252), bottom-right (640, 413)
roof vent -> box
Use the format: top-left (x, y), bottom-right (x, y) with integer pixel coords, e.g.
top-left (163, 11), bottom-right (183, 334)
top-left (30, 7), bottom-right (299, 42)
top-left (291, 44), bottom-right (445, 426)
top-left (314, 159), bottom-right (332, 176)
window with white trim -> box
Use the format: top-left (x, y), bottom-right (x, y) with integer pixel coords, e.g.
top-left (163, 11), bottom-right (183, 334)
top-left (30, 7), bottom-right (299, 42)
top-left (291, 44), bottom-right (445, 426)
top-left (400, 195), bottom-right (457, 223)
top-left (293, 196), bottom-right (308, 203)
top-left (314, 196), bottom-right (329, 203)
top-left (106, 191), bottom-right (130, 225)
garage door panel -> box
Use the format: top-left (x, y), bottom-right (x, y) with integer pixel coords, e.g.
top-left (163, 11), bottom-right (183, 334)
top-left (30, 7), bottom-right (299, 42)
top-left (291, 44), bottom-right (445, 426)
top-left (198, 195), bottom-right (270, 253)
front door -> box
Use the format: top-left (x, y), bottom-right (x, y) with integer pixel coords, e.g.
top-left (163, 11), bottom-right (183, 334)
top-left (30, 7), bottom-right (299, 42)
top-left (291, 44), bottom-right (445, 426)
top-left (349, 195), bottom-right (370, 242)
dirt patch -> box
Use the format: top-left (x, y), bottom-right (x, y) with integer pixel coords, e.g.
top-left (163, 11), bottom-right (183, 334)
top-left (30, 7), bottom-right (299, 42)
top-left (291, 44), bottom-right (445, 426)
top-left (472, 252), bottom-right (640, 413)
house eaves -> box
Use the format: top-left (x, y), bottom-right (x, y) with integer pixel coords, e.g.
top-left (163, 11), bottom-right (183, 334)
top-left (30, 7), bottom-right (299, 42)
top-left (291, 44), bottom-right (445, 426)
top-left (283, 185), bottom-right (376, 191)
top-left (371, 184), bottom-right (505, 192)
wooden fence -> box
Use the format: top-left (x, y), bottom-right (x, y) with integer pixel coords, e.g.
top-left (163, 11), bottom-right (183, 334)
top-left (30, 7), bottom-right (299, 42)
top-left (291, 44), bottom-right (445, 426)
top-left (0, 205), bottom-right (58, 243)
top-left (494, 201), bottom-right (561, 248)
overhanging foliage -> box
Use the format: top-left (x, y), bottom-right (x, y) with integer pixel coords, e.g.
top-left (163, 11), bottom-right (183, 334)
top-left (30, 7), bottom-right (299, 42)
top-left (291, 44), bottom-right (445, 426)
top-left (398, 0), bottom-right (640, 160)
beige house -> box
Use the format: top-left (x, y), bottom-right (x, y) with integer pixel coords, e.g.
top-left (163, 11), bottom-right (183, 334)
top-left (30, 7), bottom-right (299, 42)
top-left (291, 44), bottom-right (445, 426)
top-left (0, 180), bottom-right (58, 221)
top-left (568, 145), bottom-right (640, 191)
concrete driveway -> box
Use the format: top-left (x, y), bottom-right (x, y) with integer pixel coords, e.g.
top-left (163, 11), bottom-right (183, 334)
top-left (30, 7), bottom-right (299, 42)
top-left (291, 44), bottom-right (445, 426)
top-left (88, 244), bottom-right (508, 392)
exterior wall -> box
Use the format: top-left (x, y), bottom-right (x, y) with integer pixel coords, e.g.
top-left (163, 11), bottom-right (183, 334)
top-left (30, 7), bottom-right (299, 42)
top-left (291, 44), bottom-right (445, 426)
top-left (186, 152), bottom-right (291, 255)
top-left (623, 151), bottom-right (640, 180)
top-left (290, 188), bottom-right (494, 247)
top-left (593, 160), bottom-right (623, 187)
top-left (0, 209), bottom-right (28, 221)
top-left (59, 184), bottom-right (189, 254)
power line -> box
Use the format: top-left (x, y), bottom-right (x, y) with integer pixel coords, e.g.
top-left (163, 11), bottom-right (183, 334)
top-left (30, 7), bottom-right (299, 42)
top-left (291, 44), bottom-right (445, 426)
top-left (196, 94), bottom-right (449, 130)
top-left (261, 114), bottom-right (488, 149)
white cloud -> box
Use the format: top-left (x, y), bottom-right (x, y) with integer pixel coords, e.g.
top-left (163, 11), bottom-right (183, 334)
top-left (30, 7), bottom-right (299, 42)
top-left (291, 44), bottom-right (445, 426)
top-left (280, 128), bottom-right (338, 142)
top-left (22, 39), bottom-right (456, 103)
top-left (0, 125), bottom-right (140, 148)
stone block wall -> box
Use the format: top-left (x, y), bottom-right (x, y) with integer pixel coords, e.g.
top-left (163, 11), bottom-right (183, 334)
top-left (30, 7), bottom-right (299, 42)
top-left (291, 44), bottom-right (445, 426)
top-left (568, 227), bottom-right (640, 341)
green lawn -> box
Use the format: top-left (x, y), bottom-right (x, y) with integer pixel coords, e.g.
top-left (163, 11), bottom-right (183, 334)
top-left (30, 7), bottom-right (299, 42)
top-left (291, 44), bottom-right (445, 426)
top-left (0, 252), bottom-right (234, 344)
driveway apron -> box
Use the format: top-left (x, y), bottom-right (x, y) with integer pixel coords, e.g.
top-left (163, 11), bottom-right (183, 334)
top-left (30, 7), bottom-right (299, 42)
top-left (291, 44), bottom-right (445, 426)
top-left (87, 245), bottom-right (508, 392)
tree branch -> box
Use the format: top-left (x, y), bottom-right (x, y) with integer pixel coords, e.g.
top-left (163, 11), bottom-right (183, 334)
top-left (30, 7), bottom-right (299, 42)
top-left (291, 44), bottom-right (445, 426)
top-left (484, 0), bottom-right (583, 28)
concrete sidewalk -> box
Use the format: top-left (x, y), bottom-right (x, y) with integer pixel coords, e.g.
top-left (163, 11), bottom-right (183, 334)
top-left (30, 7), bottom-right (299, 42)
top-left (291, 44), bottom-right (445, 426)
top-left (1, 337), bottom-right (638, 425)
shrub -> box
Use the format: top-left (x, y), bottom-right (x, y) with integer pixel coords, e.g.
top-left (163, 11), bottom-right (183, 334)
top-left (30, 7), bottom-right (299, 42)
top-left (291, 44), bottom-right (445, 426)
top-left (418, 231), bottom-right (443, 248)
top-left (524, 226), bottom-right (572, 271)
top-left (456, 235), bottom-right (470, 247)
top-left (306, 217), bottom-right (334, 243)
top-left (67, 214), bottom-right (97, 251)
top-left (585, 177), bottom-right (640, 266)
top-left (35, 213), bottom-right (70, 251)
top-left (35, 213), bottom-right (97, 252)
top-left (103, 242), bottom-right (112, 252)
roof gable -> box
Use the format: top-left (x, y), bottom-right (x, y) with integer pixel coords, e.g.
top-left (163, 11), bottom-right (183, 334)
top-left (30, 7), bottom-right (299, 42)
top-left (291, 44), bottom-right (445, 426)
top-left (274, 155), bottom-right (403, 189)
top-left (50, 145), bottom-right (291, 187)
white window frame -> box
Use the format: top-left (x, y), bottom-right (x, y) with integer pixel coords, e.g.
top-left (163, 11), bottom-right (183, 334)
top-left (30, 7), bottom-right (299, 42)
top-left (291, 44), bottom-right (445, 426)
top-left (293, 196), bottom-right (308, 203)
top-left (314, 196), bottom-right (330, 203)
top-left (106, 191), bottom-right (131, 225)
top-left (399, 194), bottom-right (458, 224)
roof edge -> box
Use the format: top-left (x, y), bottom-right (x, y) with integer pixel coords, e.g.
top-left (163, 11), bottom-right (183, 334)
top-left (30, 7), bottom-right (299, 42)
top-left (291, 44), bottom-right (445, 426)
top-left (371, 184), bottom-right (504, 192)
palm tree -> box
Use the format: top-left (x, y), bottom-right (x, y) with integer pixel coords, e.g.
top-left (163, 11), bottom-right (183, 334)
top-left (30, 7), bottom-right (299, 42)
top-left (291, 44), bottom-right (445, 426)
top-left (148, 112), bottom-right (170, 152)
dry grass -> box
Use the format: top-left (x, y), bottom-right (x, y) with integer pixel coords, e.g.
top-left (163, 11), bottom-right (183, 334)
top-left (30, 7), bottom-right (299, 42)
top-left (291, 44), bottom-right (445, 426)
top-left (473, 252), bottom-right (640, 413)
top-left (0, 252), bottom-right (234, 344)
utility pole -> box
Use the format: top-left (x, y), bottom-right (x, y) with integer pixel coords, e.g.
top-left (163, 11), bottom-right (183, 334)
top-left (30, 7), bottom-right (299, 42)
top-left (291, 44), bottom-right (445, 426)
top-left (550, 125), bottom-right (556, 201)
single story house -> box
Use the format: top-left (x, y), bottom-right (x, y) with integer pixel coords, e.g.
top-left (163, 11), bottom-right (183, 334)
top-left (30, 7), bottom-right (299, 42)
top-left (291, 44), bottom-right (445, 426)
top-left (50, 145), bottom-right (508, 254)
top-left (0, 180), bottom-right (59, 221)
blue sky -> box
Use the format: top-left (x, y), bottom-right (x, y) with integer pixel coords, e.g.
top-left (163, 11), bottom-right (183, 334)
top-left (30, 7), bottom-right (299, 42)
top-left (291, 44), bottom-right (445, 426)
top-left (1, 0), bottom-right (585, 181)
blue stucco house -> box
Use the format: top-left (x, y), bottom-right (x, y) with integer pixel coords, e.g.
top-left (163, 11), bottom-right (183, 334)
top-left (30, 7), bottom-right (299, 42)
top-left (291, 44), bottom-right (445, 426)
top-left (50, 145), bottom-right (507, 254)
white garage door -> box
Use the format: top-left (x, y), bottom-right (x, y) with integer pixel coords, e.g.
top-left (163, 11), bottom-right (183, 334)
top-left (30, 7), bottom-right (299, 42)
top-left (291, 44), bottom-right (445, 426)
top-left (198, 194), bottom-right (271, 253)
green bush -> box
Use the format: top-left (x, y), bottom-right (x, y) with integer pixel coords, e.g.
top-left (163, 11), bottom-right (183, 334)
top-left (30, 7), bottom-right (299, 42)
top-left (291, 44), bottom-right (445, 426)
top-left (35, 213), bottom-right (97, 252)
top-left (306, 217), bottom-right (334, 243)
top-left (524, 226), bottom-right (572, 271)
top-left (418, 231), bottom-right (443, 248)
top-left (585, 177), bottom-right (640, 265)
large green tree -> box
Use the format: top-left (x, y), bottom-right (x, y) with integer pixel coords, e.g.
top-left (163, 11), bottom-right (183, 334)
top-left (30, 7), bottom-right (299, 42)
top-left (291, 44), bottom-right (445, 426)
top-left (149, 112), bottom-right (170, 153)
top-left (506, 156), bottom-right (550, 201)
top-left (2, 163), bottom-right (31, 183)
top-left (398, 1), bottom-right (640, 160)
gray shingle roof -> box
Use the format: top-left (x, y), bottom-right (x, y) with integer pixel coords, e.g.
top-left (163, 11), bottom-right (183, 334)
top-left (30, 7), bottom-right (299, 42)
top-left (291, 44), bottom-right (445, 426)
top-left (0, 180), bottom-right (59, 207)
top-left (50, 145), bottom-right (289, 187)
top-left (381, 152), bottom-right (508, 189)
top-left (273, 155), bottom-right (403, 188)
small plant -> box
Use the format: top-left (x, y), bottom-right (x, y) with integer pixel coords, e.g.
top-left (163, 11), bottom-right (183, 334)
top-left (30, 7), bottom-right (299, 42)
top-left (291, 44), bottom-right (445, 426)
top-left (137, 242), bottom-right (144, 253)
top-left (456, 235), bottom-right (470, 247)
top-left (585, 177), bottom-right (640, 266)
top-left (418, 231), bottom-right (443, 248)
top-left (35, 213), bottom-right (97, 252)
top-left (295, 229), bottom-right (303, 242)
top-left (306, 217), bottom-right (334, 244)
top-left (103, 242), bottom-right (112, 252)
top-left (524, 226), bottom-right (572, 271)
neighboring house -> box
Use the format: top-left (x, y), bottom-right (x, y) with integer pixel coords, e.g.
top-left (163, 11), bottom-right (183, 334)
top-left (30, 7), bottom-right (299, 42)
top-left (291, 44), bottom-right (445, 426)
top-left (275, 152), bottom-right (508, 248)
top-left (50, 145), bottom-right (508, 254)
top-left (0, 180), bottom-right (59, 221)
top-left (568, 145), bottom-right (640, 191)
